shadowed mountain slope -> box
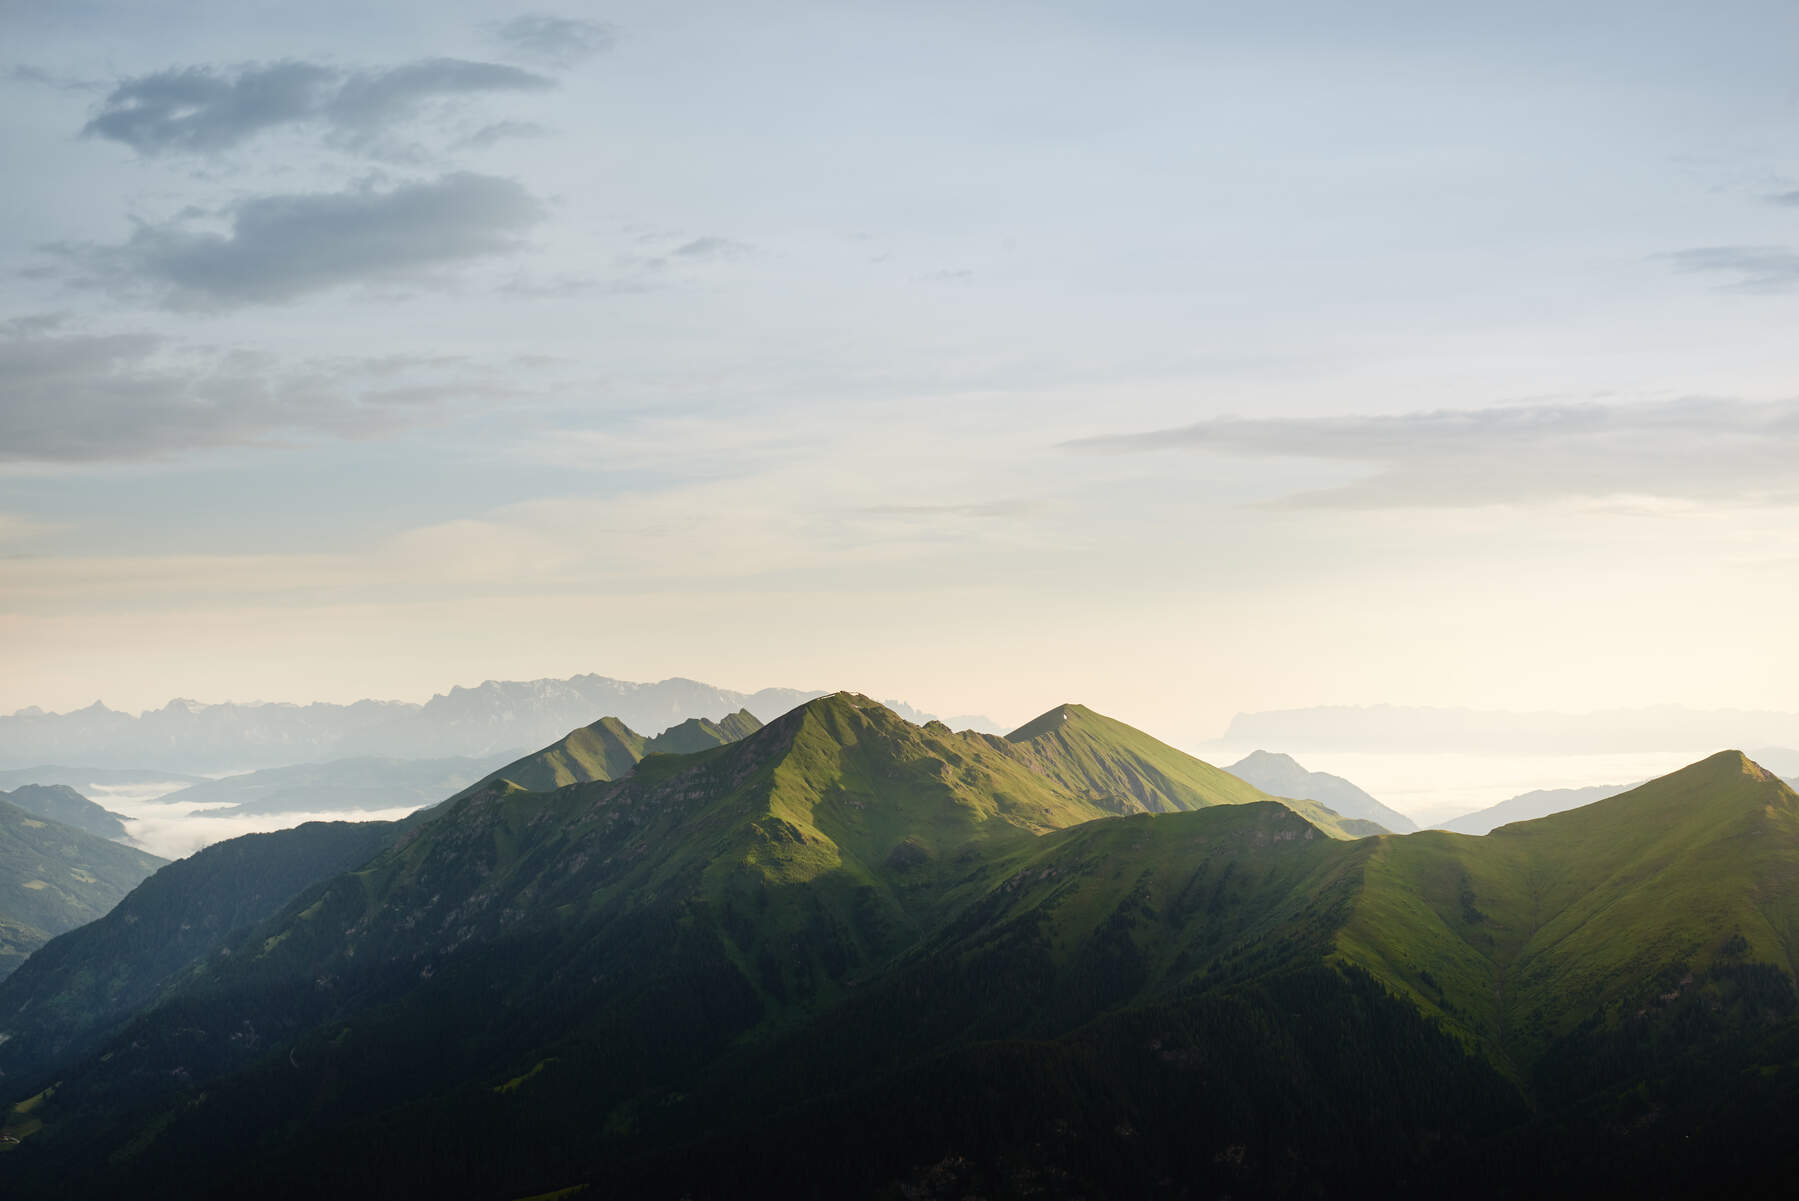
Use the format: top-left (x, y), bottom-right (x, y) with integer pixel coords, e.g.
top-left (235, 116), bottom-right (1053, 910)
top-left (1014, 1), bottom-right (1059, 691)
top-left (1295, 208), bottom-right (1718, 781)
top-left (0, 785), bottom-right (128, 840)
top-left (0, 819), bottom-right (404, 1082)
top-left (0, 801), bottom-right (163, 979)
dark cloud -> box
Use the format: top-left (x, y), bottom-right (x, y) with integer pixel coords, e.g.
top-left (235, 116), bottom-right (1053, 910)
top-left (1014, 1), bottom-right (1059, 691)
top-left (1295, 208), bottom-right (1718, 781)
top-left (1662, 245), bottom-right (1799, 293)
top-left (82, 58), bottom-right (553, 156)
top-left (54, 172), bottom-right (542, 308)
top-left (492, 15), bottom-right (617, 67)
top-left (0, 325), bottom-right (488, 462)
top-left (1769, 191), bottom-right (1799, 207)
top-left (1064, 397), bottom-right (1799, 508)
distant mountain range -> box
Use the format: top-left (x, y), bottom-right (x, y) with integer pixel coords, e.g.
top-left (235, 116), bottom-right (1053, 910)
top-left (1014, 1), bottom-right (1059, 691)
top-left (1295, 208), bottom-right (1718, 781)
top-left (1224, 749), bottom-right (1418, 832)
top-left (1223, 704), bottom-right (1799, 753)
top-left (0, 676), bottom-right (1003, 775)
top-left (0, 675), bottom-right (828, 773)
top-left (1433, 782), bottom-right (1635, 835)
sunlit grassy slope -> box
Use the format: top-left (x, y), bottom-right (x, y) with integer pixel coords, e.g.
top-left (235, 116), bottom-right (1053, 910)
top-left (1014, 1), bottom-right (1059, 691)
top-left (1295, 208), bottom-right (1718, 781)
top-left (449, 708), bottom-right (763, 799)
top-left (1004, 703), bottom-right (1387, 838)
top-left (1337, 750), bottom-right (1799, 1069)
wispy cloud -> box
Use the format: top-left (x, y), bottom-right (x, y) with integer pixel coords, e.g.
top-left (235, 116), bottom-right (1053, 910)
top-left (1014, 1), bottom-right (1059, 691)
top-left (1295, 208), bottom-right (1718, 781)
top-left (859, 500), bottom-right (1037, 520)
top-left (455, 120), bottom-right (550, 150)
top-left (671, 236), bottom-right (752, 261)
top-left (49, 172), bottom-right (542, 308)
top-left (491, 15), bottom-right (617, 68)
top-left (1661, 245), bottom-right (1799, 293)
top-left (82, 58), bottom-right (554, 158)
top-left (0, 323), bottom-right (498, 461)
top-left (1064, 396), bottom-right (1799, 509)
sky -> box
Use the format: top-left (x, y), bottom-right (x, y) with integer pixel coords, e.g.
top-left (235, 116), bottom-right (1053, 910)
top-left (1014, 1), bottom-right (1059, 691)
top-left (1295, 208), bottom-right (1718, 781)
top-left (3, 0), bottom-right (1798, 744)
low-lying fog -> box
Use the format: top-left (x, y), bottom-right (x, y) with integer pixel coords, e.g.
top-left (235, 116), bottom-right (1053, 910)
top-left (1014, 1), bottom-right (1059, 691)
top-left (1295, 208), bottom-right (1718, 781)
top-left (87, 782), bottom-right (425, 861)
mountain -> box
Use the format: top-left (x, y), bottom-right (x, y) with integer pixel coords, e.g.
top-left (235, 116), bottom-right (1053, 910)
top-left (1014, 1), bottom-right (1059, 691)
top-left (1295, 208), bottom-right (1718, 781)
top-left (1433, 781), bottom-right (1634, 835)
top-left (146, 755), bottom-right (511, 817)
top-left (1340, 752), bottom-right (1799, 1067)
top-left (1224, 748), bottom-right (1418, 832)
top-left (0, 785), bottom-right (129, 840)
top-left (0, 695), bottom-right (1380, 1195)
top-left (1745, 746), bottom-right (1799, 784)
top-left (880, 698), bottom-right (1007, 734)
top-left (0, 819), bottom-right (403, 1084)
top-left (447, 709), bottom-right (763, 801)
top-left (1004, 704), bottom-right (1387, 838)
top-left (1, 705), bottom-right (1793, 1198)
top-left (0, 801), bottom-right (164, 979)
top-left (0, 674), bottom-right (828, 772)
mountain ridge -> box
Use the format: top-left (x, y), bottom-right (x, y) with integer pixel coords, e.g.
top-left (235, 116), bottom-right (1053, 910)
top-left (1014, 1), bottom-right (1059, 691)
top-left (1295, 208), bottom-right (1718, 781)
top-left (2, 708), bottom-right (1794, 1199)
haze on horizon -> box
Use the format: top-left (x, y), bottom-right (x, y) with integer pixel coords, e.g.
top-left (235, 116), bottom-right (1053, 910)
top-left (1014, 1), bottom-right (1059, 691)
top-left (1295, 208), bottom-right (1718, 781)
top-left (4, 1), bottom-right (1796, 742)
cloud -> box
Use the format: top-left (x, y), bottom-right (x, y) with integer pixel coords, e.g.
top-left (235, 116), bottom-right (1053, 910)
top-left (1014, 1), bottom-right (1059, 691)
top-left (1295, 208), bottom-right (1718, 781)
top-left (456, 120), bottom-right (550, 150)
top-left (82, 58), bottom-right (553, 157)
top-left (671, 236), bottom-right (752, 260)
top-left (0, 323), bottom-right (491, 461)
top-left (0, 513), bottom-right (59, 542)
top-left (325, 59), bottom-right (554, 136)
top-left (1769, 191), bottom-right (1799, 207)
top-left (1064, 396), bottom-right (1799, 509)
top-left (1662, 245), bottom-right (1799, 293)
top-left (859, 500), bottom-right (1037, 520)
top-left (492, 15), bottom-right (617, 67)
top-left (53, 172), bottom-right (542, 307)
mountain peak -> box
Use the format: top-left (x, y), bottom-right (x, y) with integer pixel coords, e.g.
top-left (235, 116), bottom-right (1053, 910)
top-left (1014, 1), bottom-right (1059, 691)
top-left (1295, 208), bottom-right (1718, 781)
top-left (1235, 749), bottom-right (1300, 769)
top-left (1004, 703), bottom-right (1092, 742)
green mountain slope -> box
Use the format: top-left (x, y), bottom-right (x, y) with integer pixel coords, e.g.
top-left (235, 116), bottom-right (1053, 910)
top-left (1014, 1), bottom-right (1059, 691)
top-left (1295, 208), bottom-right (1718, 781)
top-left (1338, 751), bottom-right (1799, 1069)
top-left (5, 708), bottom-right (1797, 1200)
top-left (1005, 704), bottom-right (1387, 837)
top-left (447, 708), bottom-right (763, 800)
top-left (0, 784), bottom-right (129, 840)
top-left (0, 800), bottom-right (164, 979)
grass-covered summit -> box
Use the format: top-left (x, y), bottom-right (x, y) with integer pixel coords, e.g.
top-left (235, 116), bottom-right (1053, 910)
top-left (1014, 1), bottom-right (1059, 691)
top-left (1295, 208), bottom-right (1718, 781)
top-left (448, 707), bottom-right (763, 800)
top-left (1339, 749), bottom-right (1799, 1069)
